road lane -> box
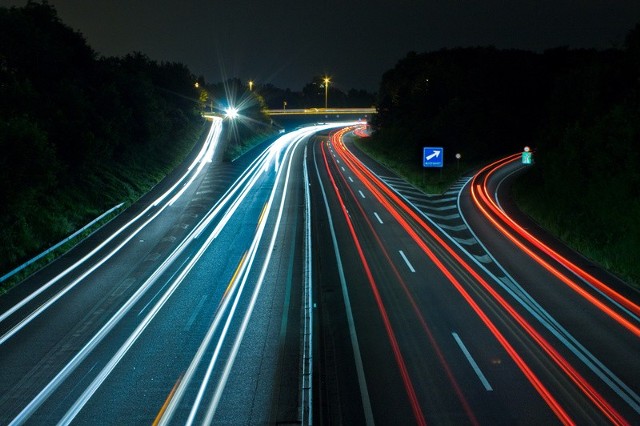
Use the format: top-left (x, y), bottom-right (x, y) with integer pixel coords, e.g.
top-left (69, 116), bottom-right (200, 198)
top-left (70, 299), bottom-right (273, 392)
top-left (312, 127), bottom-right (639, 424)
top-left (310, 130), bottom-right (557, 424)
top-left (462, 156), bottom-right (640, 422)
top-left (0, 121), bottom-right (355, 425)
top-left (3, 118), bottom-right (637, 425)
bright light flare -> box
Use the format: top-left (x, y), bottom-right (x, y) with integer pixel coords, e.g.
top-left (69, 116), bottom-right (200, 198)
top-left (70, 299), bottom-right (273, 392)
top-left (225, 107), bottom-right (239, 119)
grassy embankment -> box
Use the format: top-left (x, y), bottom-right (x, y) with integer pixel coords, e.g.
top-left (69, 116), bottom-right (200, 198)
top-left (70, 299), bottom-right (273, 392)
top-left (0, 122), bottom-right (208, 294)
top-left (359, 131), bottom-right (640, 288)
top-left (354, 131), bottom-right (472, 195)
top-left (513, 167), bottom-right (640, 288)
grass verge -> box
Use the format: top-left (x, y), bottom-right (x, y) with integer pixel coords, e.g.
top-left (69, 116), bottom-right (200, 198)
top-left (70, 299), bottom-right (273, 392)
top-left (512, 171), bottom-right (639, 288)
top-left (0, 121), bottom-right (208, 295)
top-left (354, 136), bottom-right (470, 194)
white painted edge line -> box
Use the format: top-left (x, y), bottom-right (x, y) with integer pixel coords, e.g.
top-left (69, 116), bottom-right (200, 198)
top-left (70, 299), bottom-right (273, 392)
top-left (452, 332), bottom-right (493, 391)
top-left (399, 250), bottom-right (416, 273)
top-left (313, 142), bottom-right (375, 425)
top-left (302, 144), bottom-right (314, 426)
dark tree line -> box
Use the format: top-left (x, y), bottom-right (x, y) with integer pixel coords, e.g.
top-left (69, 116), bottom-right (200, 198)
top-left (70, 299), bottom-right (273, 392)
top-left (370, 27), bottom-right (640, 282)
top-left (0, 2), bottom-right (205, 272)
top-left (254, 78), bottom-right (376, 110)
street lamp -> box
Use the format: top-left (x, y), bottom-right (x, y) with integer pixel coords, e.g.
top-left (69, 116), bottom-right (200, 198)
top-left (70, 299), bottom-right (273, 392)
top-left (249, 80), bottom-right (254, 91)
top-left (323, 77), bottom-right (330, 109)
top-left (225, 106), bottom-right (239, 119)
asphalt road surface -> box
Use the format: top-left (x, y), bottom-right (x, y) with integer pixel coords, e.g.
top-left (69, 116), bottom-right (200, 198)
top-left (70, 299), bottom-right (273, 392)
top-left (1, 121), bottom-right (638, 425)
top-left (309, 129), bottom-right (639, 425)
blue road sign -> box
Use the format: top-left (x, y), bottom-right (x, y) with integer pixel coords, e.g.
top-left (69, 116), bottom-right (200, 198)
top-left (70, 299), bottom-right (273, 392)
top-left (423, 147), bottom-right (444, 168)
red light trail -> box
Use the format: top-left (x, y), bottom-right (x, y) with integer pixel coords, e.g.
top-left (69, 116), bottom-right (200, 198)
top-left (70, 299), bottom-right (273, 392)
top-left (472, 155), bottom-right (640, 327)
top-left (325, 127), bottom-right (631, 425)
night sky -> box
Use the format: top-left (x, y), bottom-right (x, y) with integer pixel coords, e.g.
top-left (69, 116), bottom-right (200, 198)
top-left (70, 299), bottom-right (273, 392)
top-left (2, 0), bottom-right (639, 91)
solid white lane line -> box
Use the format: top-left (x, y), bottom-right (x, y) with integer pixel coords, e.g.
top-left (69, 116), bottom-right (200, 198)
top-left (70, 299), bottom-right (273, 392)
top-left (301, 145), bottom-right (314, 426)
top-left (399, 250), bottom-right (416, 273)
top-left (358, 190), bottom-right (366, 199)
top-left (374, 212), bottom-right (384, 224)
top-left (452, 332), bottom-right (493, 391)
top-left (313, 145), bottom-right (375, 425)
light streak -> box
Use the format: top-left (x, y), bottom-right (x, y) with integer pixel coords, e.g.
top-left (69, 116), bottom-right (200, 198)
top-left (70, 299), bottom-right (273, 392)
top-left (160, 122), bottom-right (358, 425)
top-left (201, 127), bottom-right (305, 425)
top-left (329, 133), bottom-right (576, 424)
top-left (152, 374), bottom-right (182, 426)
top-left (332, 135), bottom-right (631, 425)
top-left (313, 143), bottom-right (375, 424)
top-left (9, 121), bottom-right (357, 424)
top-left (320, 140), bottom-right (427, 426)
top-left (0, 118), bottom-right (223, 341)
top-left (474, 155), bottom-right (640, 323)
top-left (301, 144), bottom-right (314, 426)
top-left (472, 183), bottom-right (640, 338)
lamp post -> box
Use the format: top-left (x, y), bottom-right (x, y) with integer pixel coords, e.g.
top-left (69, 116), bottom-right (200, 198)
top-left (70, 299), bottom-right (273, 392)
top-left (249, 80), bottom-right (254, 91)
top-left (323, 77), bottom-right (330, 110)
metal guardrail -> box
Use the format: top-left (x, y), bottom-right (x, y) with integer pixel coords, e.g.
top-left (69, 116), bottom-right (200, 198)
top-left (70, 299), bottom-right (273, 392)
top-left (0, 203), bottom-right (125, 283)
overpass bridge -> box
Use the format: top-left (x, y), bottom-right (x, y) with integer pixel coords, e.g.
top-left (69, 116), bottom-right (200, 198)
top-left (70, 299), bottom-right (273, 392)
top-left (202, 107), bottom-right (375, 120)
top-left (264, 107), bottom-right (376, 116)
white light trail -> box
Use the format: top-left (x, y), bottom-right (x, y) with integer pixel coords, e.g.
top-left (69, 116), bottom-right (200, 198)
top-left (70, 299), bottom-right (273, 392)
top-left (0, 118), bottom-right (223, 344)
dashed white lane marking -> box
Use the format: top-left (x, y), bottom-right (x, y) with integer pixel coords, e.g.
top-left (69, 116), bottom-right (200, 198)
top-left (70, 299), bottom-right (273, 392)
top-left (399, 250), bottom-right (416, 273)
top-left (452, 332), bottom-right (493, 391)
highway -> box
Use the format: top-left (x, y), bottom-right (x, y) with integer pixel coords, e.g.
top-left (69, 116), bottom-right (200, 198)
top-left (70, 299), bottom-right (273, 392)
top-left (0, 119), bottom-right (355, 425)
top-left (0, 120), bottom-right (638, 425)
top-left (309, 128), bottom-right (640, 425)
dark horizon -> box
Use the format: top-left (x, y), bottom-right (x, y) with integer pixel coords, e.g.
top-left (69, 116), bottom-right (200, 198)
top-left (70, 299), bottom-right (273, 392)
top-left (2, 0), bottom-right (639, 91)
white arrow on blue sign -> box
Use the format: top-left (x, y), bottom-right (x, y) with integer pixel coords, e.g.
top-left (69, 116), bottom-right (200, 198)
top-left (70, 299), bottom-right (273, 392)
top-left (423, 147), bottom-right (444, 168)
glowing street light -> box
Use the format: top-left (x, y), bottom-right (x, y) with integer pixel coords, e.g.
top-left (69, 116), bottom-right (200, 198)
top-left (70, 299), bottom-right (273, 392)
top-left (323, 76), bottom-right (330, 109)
top-left (225, 106), bottom-right (239, 119)
top-left (249, 80), bottom-right (254, 91)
